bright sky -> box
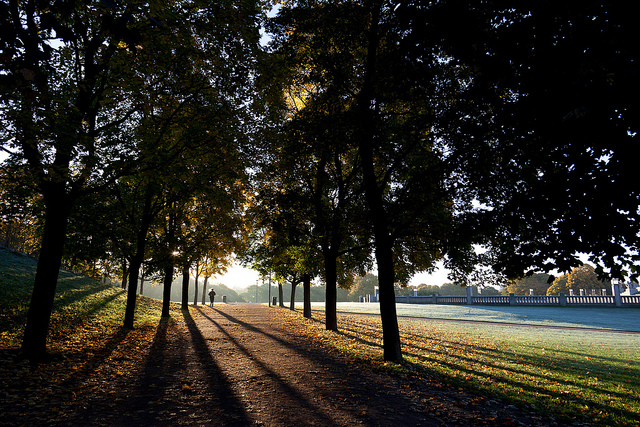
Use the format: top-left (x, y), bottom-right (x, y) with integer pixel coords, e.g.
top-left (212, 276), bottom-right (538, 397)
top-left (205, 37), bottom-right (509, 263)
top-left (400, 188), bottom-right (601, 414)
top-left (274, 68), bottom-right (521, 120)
top-left (211, 264), bottom-right (262, 290)
top-left (213, 262), bottom-right (451, 291)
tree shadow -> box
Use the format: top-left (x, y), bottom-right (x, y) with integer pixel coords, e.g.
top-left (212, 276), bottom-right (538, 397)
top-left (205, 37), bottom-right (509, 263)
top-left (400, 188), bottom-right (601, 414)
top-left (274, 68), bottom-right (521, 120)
top-left (198, 306), bottom-right (434, 426)
top-left (338, 314), bottom-right (640, 424)
top-left (68, 315), bottom-right (251, 426)
top-left (198, 307), bottom-right (354, 425)
top-left (180, 310), bottom-right (253, 425)
top-left (58, 326), bottom-right (131, 387)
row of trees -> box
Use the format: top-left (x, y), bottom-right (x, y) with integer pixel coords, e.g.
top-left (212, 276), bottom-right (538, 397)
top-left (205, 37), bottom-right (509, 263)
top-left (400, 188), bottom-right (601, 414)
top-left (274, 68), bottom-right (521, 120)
top-left (397, 283), bottom-right (501, 297)
top-left (506, 265), bottom-right (611, 296)
top-left (0, 0), bottom-right (266, 362)
top-left (2, 1), bottom-right (639, 363)
top-left (244, 0), bottom-right (640, 362)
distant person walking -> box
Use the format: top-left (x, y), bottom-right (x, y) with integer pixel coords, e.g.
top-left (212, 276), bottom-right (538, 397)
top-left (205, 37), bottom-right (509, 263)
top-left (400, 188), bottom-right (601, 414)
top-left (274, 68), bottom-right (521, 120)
top-left (208, 288), bottom-right (216, 307)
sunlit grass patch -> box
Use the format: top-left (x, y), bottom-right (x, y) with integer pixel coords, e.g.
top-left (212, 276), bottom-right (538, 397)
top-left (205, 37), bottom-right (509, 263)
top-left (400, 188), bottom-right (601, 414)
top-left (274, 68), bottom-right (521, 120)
top-left (0, 247), bottom-right (184, 423)
top-left (274, 307), bottom-right (640, 426)
top-left (0, 248), bottom-right (169, 351)
top-left (400, 319), bottom-right (640, 425)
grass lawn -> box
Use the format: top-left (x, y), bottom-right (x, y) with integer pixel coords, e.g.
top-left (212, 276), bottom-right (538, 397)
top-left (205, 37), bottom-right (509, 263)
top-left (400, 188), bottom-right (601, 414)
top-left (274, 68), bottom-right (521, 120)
top-left (325, 301), bottom-right (640, 332)
top-left (0, 247), bottom-right (183, 423)
top-left (0, 247), bottom-right (168, 351)
top-left (2, 244), bottom-right (639, 426)
top-left (282, 302), bottom-right (640, 426)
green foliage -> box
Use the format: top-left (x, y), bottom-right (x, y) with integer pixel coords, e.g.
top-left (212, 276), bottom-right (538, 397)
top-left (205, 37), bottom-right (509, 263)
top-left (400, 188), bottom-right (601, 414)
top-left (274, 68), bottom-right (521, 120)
top-left (545, 265), bottom-right (610, 296)
top-left (567, 264), bottom-right (610, 294)
top-left (266, 0), bottom-right (460, 287)
top-left (346, 274), bottom-right (379, 302)
top-left (427, 0), bottom-right (640, 281)
top-left (505, 273), bottom-right (552, 296)
top-left (0, 169), bottom-right (42, 257)
top-left (546, 274), bottom-right (569, 296)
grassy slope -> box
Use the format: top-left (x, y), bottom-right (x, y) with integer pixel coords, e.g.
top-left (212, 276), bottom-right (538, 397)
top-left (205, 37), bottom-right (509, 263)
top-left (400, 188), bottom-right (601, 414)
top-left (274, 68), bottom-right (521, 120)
top-left (0, 246), bottom-right (185, 424)
top-left (0, 246), bottom-right (168, 349)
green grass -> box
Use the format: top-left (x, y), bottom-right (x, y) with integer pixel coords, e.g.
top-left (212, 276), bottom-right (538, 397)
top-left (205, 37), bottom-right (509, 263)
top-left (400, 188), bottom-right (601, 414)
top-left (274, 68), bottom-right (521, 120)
top-left (0, 246), bottom-right (167, 353)
top-left (400, 320), bottom-right (640, 425)
top-left (3, 246), bottom-right (639, 425)
top-left (0, 246), bottom-right (183, 425)
top-left (280, 305), bottom-right (640, 426)
top-left (311, 301), bottom-right (640, 332)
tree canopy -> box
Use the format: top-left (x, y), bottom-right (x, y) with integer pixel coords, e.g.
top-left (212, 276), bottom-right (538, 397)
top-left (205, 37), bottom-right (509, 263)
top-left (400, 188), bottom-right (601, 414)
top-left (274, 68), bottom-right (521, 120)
top-left (426, 0), bottom-right (640, 281)
top-left (0, 0), bottom-right (264, 361)
top-left (1, 0), bottom-right (639, 363)
top-left (505, 274), bottom-right (552, 296)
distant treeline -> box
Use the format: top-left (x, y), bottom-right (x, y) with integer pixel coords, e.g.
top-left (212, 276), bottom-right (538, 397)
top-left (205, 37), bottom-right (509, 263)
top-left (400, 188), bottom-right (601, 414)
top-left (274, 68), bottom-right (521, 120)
top-left (133, 278), bottom-right (353, 304)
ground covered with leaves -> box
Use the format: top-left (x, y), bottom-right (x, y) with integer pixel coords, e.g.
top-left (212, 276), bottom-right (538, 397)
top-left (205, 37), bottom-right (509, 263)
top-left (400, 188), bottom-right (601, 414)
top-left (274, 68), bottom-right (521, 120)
top-left (1, 248), bottom-right (638, 425)
top-left (2, 301), bottom-right (543, 426)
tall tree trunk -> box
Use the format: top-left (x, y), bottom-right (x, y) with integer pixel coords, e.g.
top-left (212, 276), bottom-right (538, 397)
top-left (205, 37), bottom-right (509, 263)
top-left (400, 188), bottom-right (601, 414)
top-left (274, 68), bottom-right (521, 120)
top-left (360, 144), bottom-right (403, 361)
top-left (374, 235), bottom-right (402, 361)
top-left (202, 276), bottom-right (209, 305)
top-left (303, 273), bottom-right (311, 319)
top-left (21, 192), bottom-right (72, 362)
top-left (193, 276), bottom-right (198, 306)
top-left (355, 2), bottom-right (403, 362)
top-left (123, 190), bottom-right (154, 329)
top-left (181, 264), bottom-right (190, 310)
top-left (162, 211), bottom-right (176, 318)
top-left (162, 263), bottom-right (173, 317)
top-left (193, 262), bottom-right (200, 306)
top-left (289, 281), bottom-right (297, 310)
top-left (324, 250), bottom-right (338, 330)
top-left (278, 283), bottom-right (284, 307)
top-left (124, 256), bottom-right (142, 328)
top-left (121, 259), bottom-right (128, 289)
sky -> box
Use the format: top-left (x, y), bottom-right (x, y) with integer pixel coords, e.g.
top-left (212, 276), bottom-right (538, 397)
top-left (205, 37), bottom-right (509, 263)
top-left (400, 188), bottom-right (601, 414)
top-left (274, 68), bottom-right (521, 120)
top-left (211, 261), bottom-right (451, 291)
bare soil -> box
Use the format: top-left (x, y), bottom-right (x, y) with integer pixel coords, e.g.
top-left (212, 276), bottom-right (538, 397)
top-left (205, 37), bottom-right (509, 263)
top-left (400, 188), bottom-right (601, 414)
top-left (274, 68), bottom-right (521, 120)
top-left (64, 303), bottom-right (553, 426)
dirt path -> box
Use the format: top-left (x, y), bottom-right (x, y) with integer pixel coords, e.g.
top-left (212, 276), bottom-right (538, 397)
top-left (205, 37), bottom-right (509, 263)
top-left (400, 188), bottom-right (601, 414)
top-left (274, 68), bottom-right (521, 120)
top-left (67, 304), bottom-right (546, 426)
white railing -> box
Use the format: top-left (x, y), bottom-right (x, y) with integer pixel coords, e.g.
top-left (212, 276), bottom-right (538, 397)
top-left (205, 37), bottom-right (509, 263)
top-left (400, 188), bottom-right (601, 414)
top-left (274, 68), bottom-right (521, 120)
top-left (394, 287), bottom-right (640, 308)
top-left (566, 295), bottom-right (615, 305)
top-left (515, 295), bottom-right (560, 305)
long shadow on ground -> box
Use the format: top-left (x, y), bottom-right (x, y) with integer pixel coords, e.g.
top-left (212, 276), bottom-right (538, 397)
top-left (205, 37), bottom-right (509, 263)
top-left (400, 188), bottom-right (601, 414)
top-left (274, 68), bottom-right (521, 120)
top-left (69, 314), bottom-right (251, 426)
top-left (198, 306), bottom-right (438, 426)
top-left (199, 307), bottom-right (337, 425)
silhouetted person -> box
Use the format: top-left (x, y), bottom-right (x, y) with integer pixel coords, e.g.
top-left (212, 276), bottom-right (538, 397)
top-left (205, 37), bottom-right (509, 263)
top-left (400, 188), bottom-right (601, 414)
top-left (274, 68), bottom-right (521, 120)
top-left (208, 288), bottom-right (216, 307)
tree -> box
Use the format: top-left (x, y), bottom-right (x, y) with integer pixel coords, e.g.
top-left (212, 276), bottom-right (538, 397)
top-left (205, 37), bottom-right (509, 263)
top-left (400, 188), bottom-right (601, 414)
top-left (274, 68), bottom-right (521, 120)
top-left (255, 52), bottom-right (374, 328)
top-left (199, 256), bottom-right (231, 305)
top-left (566, 264), bottom-right (609, 295)
top-left (1, 0), bottom-right (265, 357)
top-left (505, 274), bottom-right (552, 296)
top-left (269, 0), bottom-right (464, 362)
top-left (546, 274), bottom-right (569, 296)
top-left (174, 190), bottom-right (247, 311)
top-left (121, 178), bottom-right (164, 328)
top-left (1, 1), bottom-right (162, 361)
top-left (416, 284), bottom-right (444, 296)
top-left (426, 0), bottom-right (640, 282)
top-left (243, 176), bottom-right (319, 312)
top-left (0, 167), bottom-right (42, 256)
top-left (347, 274), bottom-right (378, 302)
